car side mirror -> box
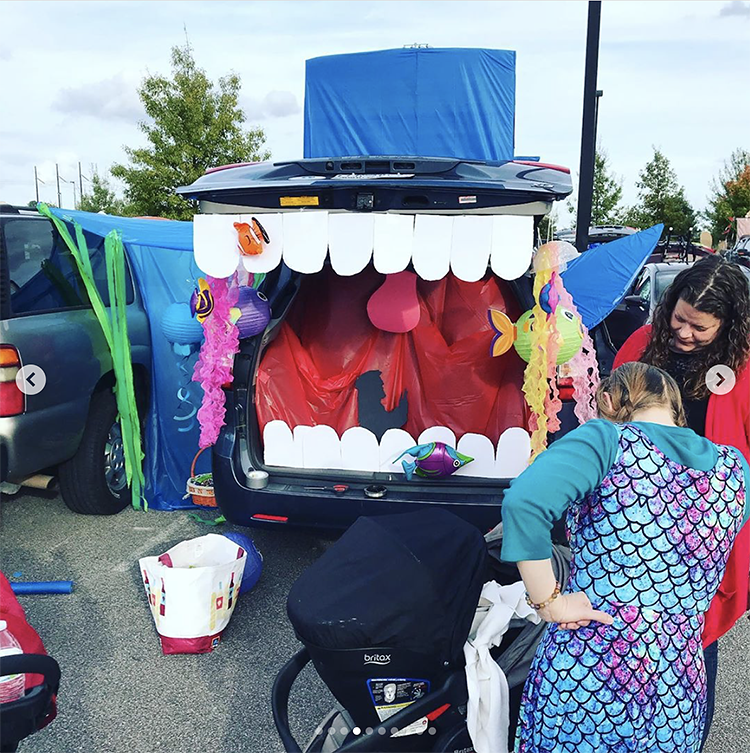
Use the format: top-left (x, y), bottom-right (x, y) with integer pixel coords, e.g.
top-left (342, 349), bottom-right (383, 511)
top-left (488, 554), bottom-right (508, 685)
top-left (624, 295), bottom-right (647, 309)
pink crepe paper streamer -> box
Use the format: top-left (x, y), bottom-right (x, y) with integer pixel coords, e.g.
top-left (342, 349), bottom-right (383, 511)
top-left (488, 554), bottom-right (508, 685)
top-left (556, 285), bottom-right (600, 424)
top-left (193, 274), bottom-right (240, 448)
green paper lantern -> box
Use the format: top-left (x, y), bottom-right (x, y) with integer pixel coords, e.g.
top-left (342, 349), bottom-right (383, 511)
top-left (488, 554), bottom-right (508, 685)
top-left (514, 308), bottom-right (584, 365)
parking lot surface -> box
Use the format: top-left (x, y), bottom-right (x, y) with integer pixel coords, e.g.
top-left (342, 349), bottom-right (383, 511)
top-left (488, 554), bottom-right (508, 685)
top-left (1, 490), bottom-right (748, 752)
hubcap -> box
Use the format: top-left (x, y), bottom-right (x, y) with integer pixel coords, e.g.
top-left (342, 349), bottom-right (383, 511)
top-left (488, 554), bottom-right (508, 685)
top-left (104, 422), bottom-right (127, 494)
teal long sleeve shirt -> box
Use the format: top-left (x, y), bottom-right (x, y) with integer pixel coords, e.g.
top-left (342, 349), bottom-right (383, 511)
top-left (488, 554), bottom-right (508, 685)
top-left (500, 419), bottom-right (750, 563)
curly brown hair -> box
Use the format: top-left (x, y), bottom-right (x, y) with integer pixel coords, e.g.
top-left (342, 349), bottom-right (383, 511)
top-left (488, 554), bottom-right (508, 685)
top-left (641, 256), bottom-right (750, 399)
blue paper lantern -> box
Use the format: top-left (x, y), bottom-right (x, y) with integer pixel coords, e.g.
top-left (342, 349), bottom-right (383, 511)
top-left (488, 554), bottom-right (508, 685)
top-left (222, 531), bottom-right (263, 595)
top-left (161, 303), bottom-right (204, 352)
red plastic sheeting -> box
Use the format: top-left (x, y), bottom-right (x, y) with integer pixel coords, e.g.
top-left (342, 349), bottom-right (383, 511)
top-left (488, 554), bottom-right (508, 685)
top-left (256, 267), bottom-right (530, 445)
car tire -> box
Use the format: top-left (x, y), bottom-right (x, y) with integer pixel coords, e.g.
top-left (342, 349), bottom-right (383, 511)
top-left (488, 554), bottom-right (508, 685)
top-left (59, 390), bottom-right (130, 515)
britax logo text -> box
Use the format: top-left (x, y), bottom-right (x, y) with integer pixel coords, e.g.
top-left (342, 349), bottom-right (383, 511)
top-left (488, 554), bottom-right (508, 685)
top-left (363, 653), bottom-right (391, 665)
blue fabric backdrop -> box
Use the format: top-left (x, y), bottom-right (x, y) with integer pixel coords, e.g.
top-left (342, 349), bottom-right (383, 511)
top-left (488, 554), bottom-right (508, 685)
top-left (304, 47), bottom-right (516, 161)
top-left (50, 208), bottom-right (207, 510)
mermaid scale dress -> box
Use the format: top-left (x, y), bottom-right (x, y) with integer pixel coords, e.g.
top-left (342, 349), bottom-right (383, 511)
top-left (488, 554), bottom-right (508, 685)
top-left (512, 424), bottom-right (747, 753)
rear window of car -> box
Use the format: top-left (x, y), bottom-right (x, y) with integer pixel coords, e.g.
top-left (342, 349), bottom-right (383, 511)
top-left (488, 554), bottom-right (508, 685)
top-left (3, 217), bottom-right (134, 316)
top-left (654, 269), bottom-right (682, 302)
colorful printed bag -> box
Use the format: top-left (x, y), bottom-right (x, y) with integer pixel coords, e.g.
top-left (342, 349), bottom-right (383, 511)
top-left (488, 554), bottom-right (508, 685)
top-left (139, 534), bottom-right (247, 655)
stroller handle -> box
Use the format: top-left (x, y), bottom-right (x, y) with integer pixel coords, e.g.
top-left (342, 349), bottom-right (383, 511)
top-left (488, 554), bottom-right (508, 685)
top-left (0, 653), bottom-right (61, 693)
top-left (272, 647), bottom-right (311, 753)
top-left (272, 646), bottom-right (467, 753)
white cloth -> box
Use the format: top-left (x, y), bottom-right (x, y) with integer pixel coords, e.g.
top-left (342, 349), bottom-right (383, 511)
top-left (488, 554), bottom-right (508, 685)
top-left (463, 580), bottom-right (541, 753)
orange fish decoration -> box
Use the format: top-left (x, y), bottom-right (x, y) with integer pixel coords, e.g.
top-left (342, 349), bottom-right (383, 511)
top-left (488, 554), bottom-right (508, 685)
top-left (234, 217), bottom-right (270, 256)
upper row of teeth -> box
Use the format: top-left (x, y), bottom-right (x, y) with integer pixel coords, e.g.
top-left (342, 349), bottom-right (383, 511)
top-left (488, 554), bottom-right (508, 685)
top-left (194, 212), bottom-right (534, 282)
top-left (262, 421), bottom-right (532, 479)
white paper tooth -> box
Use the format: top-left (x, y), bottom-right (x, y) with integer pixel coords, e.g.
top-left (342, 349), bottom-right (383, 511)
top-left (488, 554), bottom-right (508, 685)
top-left (373, 214), bottom-right (414, 274)
top-left (328, 214), bottom-right (374, 276)
top-left (379, 428), bottom-right (416, 471)
top-left (241, 213), bottom-right (283, 274)
top-left (450, 215), bottom-right (493, 283)
top-left (297, 424), bottom-right (342, 469)
top-left (495, 427), bottom-right (532, 477)
top-left (282, 211), bottom-right (329, 273)
top-left (341, 427), bottom-right (380, 472)
top-left (456, 433), bottom-right (497, 478)
top-left (412, 215), bottom-right (453, 281)
top-left (193, 214), bottom-right (242, 278)
top-left (490, 215), bottom-right (534, 280)
top-left (418, 426), bottom-right (457, 448)
top-left (263, 420), bottom-right (302, 468)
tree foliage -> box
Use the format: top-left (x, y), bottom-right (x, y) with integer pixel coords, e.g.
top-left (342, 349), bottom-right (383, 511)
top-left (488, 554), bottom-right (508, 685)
top-left (564, 147), bottom-right (624, 229)
top-left (590, 150), bottom-right (623, 225)
top-left (704, 148), bottom-right (750, 245)
top-left (78, 171), bottom-right (130, 215)
top-left (112, 41), bottom-right (270, 220)
top-left (623, 147), bottom-right (696, 237)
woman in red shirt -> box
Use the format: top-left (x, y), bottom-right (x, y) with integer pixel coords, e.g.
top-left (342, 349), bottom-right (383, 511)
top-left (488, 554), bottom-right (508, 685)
top-left (614, 255), bottom-right (750, 748)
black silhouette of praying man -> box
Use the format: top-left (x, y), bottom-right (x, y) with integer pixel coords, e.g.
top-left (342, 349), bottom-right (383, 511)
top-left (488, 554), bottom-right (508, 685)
top-left (354, 370), bottom-right (408, 442)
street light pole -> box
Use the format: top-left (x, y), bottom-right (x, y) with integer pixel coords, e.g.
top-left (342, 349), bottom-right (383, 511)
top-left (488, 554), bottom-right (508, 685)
top-left (34, 166), bottom-right (40, 203)
top-left (575, 1), bottom-right (602, 254)
top-left (56, 163), bottom-right (62, 208)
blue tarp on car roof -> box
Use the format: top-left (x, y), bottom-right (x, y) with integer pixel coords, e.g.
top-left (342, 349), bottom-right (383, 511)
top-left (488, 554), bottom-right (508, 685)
top-left (50, 208), bottom-right (206, 511)
top-left (304, 47), bottom-right (516, 161)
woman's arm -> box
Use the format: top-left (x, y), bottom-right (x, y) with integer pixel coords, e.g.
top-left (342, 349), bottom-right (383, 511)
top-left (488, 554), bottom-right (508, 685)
top-left (500, 419), bottom-right (619, 563)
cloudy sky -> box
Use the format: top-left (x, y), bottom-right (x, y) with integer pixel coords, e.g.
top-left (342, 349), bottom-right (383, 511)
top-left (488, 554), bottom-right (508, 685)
top-left (1, 0), bottom-right (749, 229)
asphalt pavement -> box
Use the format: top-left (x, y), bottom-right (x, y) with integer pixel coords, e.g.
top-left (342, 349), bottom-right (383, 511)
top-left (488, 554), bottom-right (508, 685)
top-left (1, 489), bottom-right (749, 753)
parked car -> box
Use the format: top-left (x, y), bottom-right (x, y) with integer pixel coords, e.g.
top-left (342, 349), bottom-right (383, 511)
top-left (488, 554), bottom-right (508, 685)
top-left (725, 235), bottom-right (750, 269)
top-left (0, 204), bottom-right (151, 514)
top-left (175, 156), bottom-right (614, 534)
top-left (554, 225), bottom-right (637, 249)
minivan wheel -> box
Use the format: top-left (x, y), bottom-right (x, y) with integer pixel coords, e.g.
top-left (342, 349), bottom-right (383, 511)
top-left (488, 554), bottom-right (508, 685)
top-left (59, 390), bottom-right (130, 515)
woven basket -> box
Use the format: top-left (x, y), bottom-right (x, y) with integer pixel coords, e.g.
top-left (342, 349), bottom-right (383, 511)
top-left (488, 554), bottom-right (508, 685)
top-left (186, 447), bottom-right (216, 507)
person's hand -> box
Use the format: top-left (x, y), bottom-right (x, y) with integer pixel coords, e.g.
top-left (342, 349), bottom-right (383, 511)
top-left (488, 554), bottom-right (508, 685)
top-left (537, 591), bottom-right (614, 630)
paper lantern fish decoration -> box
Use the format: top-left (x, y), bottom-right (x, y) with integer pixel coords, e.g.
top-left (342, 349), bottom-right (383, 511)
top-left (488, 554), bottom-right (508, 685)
top-left (394, 442), bottom-right (473, 481)
top-left (488, 307), bottom-right (584, 365)
top-left (234, 217), bottom-right (269, 257)
top-left (190, 278), bottom-right (215, 323)
top-left (230, 287), bottom-right (271, 338)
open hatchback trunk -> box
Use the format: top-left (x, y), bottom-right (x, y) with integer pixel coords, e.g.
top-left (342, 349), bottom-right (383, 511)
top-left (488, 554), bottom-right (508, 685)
top-left (177, 156), bottom-right (573, 532)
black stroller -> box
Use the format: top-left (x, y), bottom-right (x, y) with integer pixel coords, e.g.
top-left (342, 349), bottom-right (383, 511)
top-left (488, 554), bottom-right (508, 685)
top-left (0, 653), bottom-right (60, 752)
top-left (273, 509), bottom-right (570, 753)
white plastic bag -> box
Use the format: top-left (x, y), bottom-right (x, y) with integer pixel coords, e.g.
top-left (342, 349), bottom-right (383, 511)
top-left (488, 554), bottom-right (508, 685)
top-left (139, 533), bottom-right (247, 655)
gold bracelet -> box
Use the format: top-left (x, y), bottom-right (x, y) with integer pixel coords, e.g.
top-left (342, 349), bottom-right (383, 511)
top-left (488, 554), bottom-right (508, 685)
top-left (525, 581), bottom-right (561, 611)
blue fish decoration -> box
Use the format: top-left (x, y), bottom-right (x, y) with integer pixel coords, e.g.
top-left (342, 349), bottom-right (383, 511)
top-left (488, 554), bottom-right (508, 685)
top-left (394, 442), bottom-right (473, 481)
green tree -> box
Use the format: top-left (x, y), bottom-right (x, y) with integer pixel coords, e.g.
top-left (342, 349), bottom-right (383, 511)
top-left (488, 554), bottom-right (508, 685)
top-left (112, 41), bottom-right (270, 220)
top-left (565, 148), bottom-right (624, 228)
top-left (590, 150), bottom-right (623, 225)
top-left (623, 148), bottom-right (696, 237)
top-left (704, 148), bottom-right (750, 245)
top-left (78, 171), bottom-right (130, 215)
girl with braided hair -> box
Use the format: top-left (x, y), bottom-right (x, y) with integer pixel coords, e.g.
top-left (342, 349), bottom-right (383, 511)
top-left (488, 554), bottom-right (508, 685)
top-left (498, 362), bottom-right (749, 752)
top-left (614, 255), bottom-right (750, 747)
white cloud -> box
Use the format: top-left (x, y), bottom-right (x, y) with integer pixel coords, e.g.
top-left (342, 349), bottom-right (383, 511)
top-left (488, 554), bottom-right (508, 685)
top-left (719, 1), bottom-right (750, 17)
top-left (52, 73), bottom-right (144, 123)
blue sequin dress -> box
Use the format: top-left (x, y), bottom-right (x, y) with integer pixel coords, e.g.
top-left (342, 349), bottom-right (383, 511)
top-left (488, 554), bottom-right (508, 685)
top-left (514, 424), bottom-right (746, 753)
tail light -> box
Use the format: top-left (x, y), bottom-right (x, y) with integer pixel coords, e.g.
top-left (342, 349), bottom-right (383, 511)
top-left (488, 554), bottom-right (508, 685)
top-left (0, 346), bottom-right (24, 417)
top-left (556, 362), bottom-right (575, 402)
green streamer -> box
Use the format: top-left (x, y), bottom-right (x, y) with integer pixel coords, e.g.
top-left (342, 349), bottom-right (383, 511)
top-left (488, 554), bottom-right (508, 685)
top-left (38, 203), bottom-right (146, 510)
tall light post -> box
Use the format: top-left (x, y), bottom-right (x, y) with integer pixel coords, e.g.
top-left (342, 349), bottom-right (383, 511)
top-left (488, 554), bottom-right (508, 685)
top-left (575, 1), bottom-right (602, 253)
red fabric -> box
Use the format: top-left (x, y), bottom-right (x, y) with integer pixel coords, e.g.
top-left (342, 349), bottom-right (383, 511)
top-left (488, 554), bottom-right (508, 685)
top-left (615, 325), bottom-right (750, 646)
top-left (160, 632), bottom-right (222, 655)
top-left (256, 267), bottom-right (530, 442)
top-left (0, 571), bottom-right (57, 726)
